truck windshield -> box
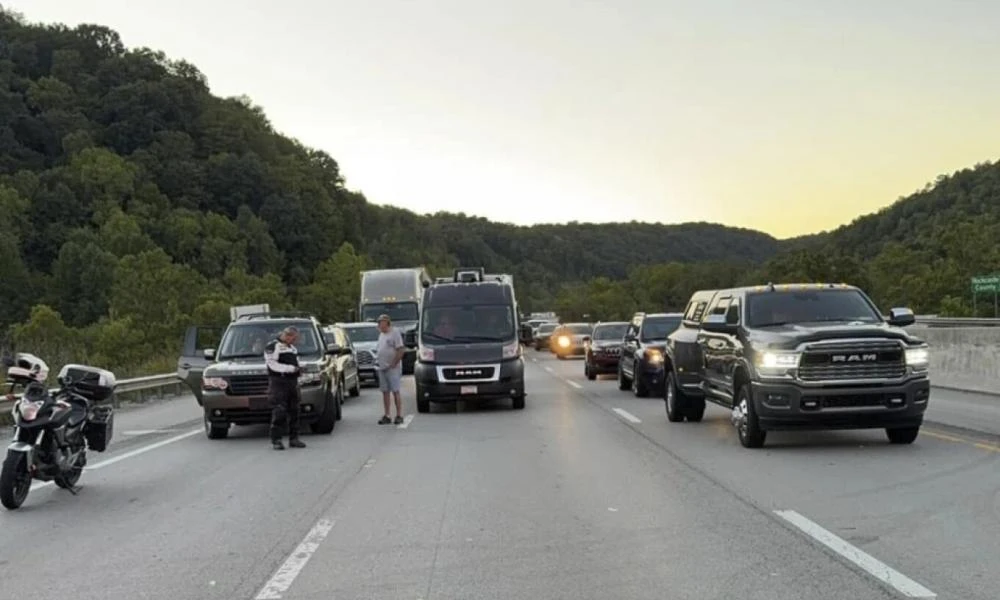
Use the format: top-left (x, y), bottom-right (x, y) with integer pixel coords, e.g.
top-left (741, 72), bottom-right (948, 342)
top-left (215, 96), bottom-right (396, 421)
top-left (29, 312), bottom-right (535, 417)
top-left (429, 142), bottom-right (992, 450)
top-left (421, 305), bottom-right (515, 343)
top-left (217, 322), bottom-right (321, 359)
top-left (640, 317), bottom-right (681, 341)
top-left (343, 326), bottom-right (379, 343)
top-left (746, 289), bottom-right (882, 328)
top-left (593, 323), bottom-right (629, 340)
top-left (361, 302), bottom-right (418, 322)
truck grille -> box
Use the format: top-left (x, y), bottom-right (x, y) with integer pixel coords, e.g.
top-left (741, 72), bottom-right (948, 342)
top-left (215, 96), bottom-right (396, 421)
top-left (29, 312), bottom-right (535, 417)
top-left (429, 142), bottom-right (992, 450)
top-left (227, 375), bottom-right (270, 396)
top-left (441, 366), bottom-right (496, 381)
top-left (798, 340), bottom-right (905, 382)
top-left (357, 351), bottom-right (374, 366)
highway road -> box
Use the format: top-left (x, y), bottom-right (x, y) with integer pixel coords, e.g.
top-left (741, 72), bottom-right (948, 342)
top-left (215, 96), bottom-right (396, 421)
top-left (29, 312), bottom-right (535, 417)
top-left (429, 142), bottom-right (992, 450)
top-left (0, 355), bottom-right (996, 599)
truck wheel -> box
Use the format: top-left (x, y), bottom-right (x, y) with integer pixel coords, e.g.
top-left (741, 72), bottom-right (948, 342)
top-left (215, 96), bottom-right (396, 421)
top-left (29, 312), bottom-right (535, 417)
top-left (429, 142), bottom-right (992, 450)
top-left (886, 426), bottom-right (920, 444)
top-left (733, 384), bottom-right (766, 448)
top-left (205, 413), bottom-right (229, 439)
top-left (416, 383), bottom-right (430, 413)
top-left (685, 398), bottom-right (706, 422)
top-left (664, 371), bottom-right (685, 422)
top-left (631, 362), bottom-right (649, 397)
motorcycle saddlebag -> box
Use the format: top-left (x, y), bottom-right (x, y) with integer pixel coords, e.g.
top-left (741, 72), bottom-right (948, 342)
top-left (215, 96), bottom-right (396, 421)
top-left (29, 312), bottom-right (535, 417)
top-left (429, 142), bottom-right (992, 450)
top-left (84, 405), bottom-right (114, 453)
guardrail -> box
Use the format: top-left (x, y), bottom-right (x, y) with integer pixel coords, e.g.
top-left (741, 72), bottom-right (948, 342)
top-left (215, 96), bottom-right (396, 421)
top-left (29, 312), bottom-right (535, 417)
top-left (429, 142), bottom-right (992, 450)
top-left (913, 317), bottom-right (1000, 327)
top-left (0, 372), bottom-right (182, 415)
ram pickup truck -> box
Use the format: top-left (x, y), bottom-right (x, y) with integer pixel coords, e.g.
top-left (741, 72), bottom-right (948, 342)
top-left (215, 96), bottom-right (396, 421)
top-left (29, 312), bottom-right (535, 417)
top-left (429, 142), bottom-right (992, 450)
top-left (663, 283), bottom-right (930, 449)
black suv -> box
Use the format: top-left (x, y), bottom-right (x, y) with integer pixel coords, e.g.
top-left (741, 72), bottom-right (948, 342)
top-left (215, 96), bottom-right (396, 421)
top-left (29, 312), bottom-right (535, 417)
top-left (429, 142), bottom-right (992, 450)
top-left (663, 283), bottom-right (930, 449)
top-left (583, 321), bottom-right (629, 380)
top-left (617, 312), bottom-right (683, 397)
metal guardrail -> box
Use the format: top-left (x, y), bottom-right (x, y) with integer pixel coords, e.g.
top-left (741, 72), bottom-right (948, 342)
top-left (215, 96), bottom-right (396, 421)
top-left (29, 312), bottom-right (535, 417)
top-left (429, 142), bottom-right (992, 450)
top-left (912, 317), bottom-right (1000, 328)
top-left (0, 373), bottom-right (181, 414)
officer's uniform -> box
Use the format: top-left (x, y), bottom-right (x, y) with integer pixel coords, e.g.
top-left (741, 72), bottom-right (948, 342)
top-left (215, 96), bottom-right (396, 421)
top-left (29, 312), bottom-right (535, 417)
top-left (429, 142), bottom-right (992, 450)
top-left (264, 336), bottom-right (304, 449)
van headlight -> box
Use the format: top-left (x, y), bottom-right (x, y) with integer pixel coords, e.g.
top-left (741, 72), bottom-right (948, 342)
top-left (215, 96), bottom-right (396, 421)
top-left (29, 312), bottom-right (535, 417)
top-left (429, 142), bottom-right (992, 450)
top-left (502, 341), bottom-right (521, 359)
top-left (418, 346), bottom-right (435, 361)
top-left (905, 346), bottom-right (929, 371)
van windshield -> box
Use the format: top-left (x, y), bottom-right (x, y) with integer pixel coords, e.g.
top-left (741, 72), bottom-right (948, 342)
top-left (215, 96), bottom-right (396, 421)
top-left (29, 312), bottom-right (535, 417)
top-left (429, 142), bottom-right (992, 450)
top-left (421, 305), bottom-right (516, 343)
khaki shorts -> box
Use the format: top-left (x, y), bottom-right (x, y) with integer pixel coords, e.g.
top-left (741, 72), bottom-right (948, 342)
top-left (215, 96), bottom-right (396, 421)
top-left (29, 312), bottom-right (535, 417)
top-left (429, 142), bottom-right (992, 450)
top-left (377, 368), bottom-right (402, 392)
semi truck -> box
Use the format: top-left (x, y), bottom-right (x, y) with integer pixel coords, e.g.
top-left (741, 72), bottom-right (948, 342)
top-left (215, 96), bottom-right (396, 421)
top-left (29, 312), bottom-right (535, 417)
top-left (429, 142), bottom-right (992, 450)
top-left (358, 268), bottom-right (432, 374)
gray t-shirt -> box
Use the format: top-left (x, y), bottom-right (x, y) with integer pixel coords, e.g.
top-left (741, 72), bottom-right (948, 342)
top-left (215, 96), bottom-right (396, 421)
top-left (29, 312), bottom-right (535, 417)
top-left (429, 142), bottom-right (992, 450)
top-left (375, 327), bottom-right (404, 371)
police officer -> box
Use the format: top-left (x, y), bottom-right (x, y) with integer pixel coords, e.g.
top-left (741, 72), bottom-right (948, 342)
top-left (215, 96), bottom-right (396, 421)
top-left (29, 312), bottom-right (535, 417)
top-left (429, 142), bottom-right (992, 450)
top-left (264, 326), bottom-right (306, 450)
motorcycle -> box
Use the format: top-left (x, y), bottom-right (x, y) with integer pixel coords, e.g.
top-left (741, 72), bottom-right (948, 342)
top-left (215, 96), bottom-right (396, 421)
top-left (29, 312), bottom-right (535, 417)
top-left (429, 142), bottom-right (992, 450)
top-left (1, 353), bottom-right (116, 510)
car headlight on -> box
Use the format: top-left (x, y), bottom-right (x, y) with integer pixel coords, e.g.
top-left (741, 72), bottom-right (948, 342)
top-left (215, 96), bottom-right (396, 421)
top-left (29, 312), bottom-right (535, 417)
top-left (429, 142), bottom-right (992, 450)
top-left (502, 341), bottom-right (521, 359)
top-left (905, 346), bottom-right (929, 370)
top-left (756, 351), bottom-right (800, 376)
top-left (557, 336), bottom-right (570, 348)
top-left (645, 349), bottom-right (663, 364)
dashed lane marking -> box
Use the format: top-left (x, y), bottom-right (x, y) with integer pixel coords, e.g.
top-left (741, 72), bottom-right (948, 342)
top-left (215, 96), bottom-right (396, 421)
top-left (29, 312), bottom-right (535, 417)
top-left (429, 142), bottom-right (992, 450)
top-left (612, 408), bottom-right (642, 424)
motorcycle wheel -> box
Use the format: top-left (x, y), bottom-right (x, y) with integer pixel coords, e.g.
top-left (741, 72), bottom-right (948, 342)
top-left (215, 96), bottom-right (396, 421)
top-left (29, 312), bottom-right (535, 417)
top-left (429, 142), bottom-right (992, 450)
top-left (55, 451), bottom-right (85, 489)
top-left (0, 451), bottom-right (32, 510)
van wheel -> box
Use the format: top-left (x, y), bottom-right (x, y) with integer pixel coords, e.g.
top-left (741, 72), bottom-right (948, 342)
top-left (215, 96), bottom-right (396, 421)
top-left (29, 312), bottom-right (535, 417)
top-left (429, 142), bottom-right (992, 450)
top-left (416, 383), bottom-right (430, 413)
top-left (512, 394), bottom-right (525, 410)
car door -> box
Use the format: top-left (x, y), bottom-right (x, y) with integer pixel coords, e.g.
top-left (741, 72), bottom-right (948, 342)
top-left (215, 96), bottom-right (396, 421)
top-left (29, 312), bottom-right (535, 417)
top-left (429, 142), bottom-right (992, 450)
top-left (336, 327), bottom-right (359, 389)
top-left (177, 325), bottom-right (222, 405)
top-left (621, 318), bottom-right (642, 377)
top-left (697, 295), bottom-right (732, 398)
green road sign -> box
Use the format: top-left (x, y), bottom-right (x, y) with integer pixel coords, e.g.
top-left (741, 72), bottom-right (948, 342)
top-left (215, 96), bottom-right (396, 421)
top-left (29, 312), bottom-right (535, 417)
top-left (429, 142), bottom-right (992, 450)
top-left (971, 275), bottom-right (1000, 293)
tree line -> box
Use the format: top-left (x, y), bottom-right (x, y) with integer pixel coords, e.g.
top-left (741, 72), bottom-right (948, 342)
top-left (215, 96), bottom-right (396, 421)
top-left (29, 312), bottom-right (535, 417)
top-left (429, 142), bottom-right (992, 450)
top-left (1, 7), bottom-right (997, 380)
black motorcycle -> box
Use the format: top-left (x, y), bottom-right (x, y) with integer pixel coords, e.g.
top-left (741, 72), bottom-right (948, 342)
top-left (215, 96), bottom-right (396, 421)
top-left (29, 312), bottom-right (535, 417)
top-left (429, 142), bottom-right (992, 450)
top-left (1, 358), bottom-right (116, 510)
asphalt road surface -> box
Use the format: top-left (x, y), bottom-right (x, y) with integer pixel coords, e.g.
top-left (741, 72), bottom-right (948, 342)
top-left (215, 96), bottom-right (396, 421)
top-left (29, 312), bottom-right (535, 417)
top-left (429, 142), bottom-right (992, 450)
top-left (0, 355), bottom-right (996, 600)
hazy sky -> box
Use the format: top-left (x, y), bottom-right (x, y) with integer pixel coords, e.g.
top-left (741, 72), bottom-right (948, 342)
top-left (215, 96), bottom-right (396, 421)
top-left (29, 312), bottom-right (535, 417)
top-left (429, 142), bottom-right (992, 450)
top-left (9, 0), bottom-right (1000, 238)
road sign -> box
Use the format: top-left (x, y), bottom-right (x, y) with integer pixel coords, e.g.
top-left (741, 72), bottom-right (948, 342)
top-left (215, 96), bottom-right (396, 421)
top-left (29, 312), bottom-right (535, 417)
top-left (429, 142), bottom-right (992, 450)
top-left (971, 275), bottom-right (1000, 293)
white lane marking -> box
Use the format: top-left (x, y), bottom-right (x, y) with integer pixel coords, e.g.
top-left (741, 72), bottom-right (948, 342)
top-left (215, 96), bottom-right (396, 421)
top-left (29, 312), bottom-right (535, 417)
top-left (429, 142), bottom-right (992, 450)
top-left (396, 414), bottom-right (414, 429)
top-left (531, 357), bottom-right (537, 362)
top-left (362, 458), bottom-right (376, 468)
top-left (544, 366), bottom-right (554, 373)
top-left (88, 429), bottom-right (202, 471)
top-left (254, 518), bottom-right (336, 599)
top-left (774, 510), bottom-right (936, 599)
top-left (29, 428), bottom-right (201, 490)
top-left (566, 380), bottom-right (582, 389)
top-left (612, 408), bottom-right (642, 424)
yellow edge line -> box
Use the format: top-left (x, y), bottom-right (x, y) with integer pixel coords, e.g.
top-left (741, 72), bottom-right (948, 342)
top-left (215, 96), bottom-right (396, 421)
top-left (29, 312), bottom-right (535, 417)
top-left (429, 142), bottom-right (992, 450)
top-left (923, 428), bottom-right (1000, 452)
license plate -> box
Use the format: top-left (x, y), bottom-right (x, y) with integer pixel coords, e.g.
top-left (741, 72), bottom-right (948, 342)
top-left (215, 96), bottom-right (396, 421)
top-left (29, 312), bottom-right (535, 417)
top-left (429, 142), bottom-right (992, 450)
top-left (460, 385), bottom-right (477, 395)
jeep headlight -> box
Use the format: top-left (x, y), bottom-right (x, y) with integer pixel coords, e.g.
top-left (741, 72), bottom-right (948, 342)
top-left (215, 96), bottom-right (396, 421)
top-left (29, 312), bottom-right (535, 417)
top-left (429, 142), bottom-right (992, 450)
top-left (905, 346), bottom-right (929, 370)
top-left (757, 351), bottom-right (800, 376)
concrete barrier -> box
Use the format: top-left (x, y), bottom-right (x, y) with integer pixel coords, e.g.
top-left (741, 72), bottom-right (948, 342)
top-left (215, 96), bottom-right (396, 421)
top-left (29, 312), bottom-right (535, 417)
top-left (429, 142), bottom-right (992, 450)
top-left (910, 326), bottom-right (1000, 396)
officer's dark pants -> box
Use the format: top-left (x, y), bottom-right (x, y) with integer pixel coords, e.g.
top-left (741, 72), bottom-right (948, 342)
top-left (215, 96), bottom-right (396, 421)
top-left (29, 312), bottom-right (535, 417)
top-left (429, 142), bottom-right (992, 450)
top-left (268, 377), bottom-right (300, 442)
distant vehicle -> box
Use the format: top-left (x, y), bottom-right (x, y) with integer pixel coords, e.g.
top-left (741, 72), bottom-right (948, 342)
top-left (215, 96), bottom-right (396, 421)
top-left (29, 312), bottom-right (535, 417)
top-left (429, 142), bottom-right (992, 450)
top-left (583, 321), bottom-right (630, 380)
top-left (533, 322), bottom-right (559, 350)
top-left (551, 323), bottom-right (593, 359)
top-left (618, 312), bottom-right (683, 397)
top-left (407, 267), bottom-right (533, 413)
top-left (337, 322), bottom-right (380, 387)
top-left (177, 309), bottom-right (345, 440)
top-left (664, 283), bottom-right (930, 448)
top-left (321, 325), bottom-right (361, 397)
top-left (358, 268), bottom-right (431, 374)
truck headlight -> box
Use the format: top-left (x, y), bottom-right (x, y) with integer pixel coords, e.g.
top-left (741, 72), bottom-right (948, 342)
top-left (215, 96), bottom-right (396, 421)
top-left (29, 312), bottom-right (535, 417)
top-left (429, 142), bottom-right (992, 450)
top-left (905, 347), bottom-right (929, 370)
top-left (757, 351), bottom-right (800, 376)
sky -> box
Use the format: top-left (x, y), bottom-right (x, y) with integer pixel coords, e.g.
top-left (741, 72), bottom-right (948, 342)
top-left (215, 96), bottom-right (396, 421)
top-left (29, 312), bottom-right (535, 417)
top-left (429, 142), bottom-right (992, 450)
top-left (8, 0), bottom-right (1000, 238)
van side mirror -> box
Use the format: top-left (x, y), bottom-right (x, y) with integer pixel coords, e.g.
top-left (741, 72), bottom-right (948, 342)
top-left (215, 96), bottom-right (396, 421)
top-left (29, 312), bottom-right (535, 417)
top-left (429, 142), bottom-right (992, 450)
top-left (888, 307), bottom-right (915, 327)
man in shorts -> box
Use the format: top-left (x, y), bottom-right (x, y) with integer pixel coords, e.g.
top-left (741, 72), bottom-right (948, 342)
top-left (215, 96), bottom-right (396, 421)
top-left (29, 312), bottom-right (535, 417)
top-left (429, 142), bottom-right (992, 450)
top-left (375, 314), bottom-right (405, 425)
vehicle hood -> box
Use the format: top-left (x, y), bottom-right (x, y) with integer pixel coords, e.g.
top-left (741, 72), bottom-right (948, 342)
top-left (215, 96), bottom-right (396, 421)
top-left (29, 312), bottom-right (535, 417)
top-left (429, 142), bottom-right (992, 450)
top-left (425, 341), bottom-right (507, 364)
top-left (396, 321), bottom-right (418, 332)
top-left (353, 341), bottom-right (377, 353)
top-left (590, 339), bottom-right (624, 350)
top-left (747, 321), bottom-right (922, 350)
top-left (642, 341), bottom-right (667, 353)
